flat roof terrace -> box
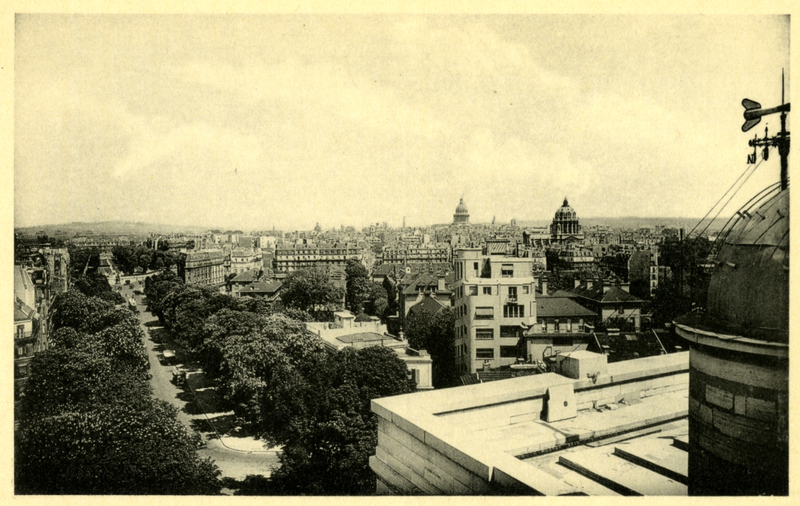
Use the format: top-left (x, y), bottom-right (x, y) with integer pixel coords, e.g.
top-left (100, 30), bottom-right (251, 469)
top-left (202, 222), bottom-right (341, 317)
top-left (371, 351), bottom-right (689, 495)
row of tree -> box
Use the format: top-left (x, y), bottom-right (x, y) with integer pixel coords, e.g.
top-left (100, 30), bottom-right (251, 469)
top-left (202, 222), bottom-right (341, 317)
top-left (143, 268), bottom-right (416, 494)
top-left (16, 289), bottom-right (221, 495)
top-left (112, 245), bottom-right (182, 275)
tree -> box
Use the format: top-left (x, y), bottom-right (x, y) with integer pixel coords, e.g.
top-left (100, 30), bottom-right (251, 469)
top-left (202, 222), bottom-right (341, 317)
top-left (214, 314), bottom-right (328, 427)
top-left (50, 290), bottom-right (114, 332)
top-left (16, 400), bottom-right (221, 495)
top-left (281, 267), bottom-right (344, 318)
top-left (143, 269), bottom-right (184, 323)
top-left (382, 276), bottom-right (399, 316)
top-left (406, 306), bottom-right (459, 388)
top-left (345, 259), bottom-right (371, 314)
top-left (265, 346), bottom-right (415, 495)
top-left (20, 347), bottom-right (151, 421)
top-left (72, 271), bottom-right (124, 304)
top-left (364, 281), bottom-right (389, 318)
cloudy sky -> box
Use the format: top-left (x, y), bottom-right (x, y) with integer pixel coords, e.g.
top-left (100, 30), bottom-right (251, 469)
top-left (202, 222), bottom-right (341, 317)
top-left (14, 13), bottom-right (790, 230)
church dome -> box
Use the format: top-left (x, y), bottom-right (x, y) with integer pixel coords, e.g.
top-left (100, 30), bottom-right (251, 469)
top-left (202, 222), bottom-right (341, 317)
top-left (554, 197), bottom-right (577, 221)
top-left (453, 198), bottom-right (470, 223)
top-left (704, 186), bottom-right (789, 342)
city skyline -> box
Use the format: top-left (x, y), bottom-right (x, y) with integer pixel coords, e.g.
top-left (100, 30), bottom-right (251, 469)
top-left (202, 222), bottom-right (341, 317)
top-left (14, 14), bottom-right (790, 231)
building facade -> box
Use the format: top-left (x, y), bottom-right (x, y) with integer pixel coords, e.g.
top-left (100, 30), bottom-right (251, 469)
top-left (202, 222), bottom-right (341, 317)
top-left (179, 250), bottom-right (228, 288)
top-left (550, 197), bottom-right (584, 243)
top-left (452, 248), bottom-right (537, 374)
top-left (230, 248), bottom-right (263, 275)
top-left (274, 242), bottom-right (365, 273)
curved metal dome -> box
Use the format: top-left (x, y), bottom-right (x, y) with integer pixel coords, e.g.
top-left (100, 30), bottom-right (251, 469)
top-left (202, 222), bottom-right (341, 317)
top-left (455, 198), bottom-right (469, 215)
top-left (705, 186), bottom-right (789, 342)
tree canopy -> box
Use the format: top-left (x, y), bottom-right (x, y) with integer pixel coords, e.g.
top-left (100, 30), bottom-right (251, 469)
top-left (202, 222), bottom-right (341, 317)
top-left (406, 306), bottom-right (459, 388)
top-left (17, 280), bottom-right (221, 495)
top-left (264, 346), bottom-right (415, 495)
top-left (280, 266), bottom-right (344, 319)
top-left (345, 259), bottom-right (371, 314)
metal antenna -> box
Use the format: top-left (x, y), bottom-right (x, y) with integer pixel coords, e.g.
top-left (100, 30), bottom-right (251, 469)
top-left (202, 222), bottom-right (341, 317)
top-left (741, 74), bottom-right (791, 190)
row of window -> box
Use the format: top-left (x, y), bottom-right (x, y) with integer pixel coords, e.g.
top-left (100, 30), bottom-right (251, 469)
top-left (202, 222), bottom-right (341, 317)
top-left (475, 346), bottom-right (519, 359)
top-left (475, 326), bottom-right (521, 339)
top-left (474, 304), bottom-right (526, 319)
top-left (457, 284), bottom-right (530, 298)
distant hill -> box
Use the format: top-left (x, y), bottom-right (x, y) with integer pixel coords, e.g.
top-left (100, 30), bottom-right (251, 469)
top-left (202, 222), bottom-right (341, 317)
top-left (15, 221), bottom-right (212, 238)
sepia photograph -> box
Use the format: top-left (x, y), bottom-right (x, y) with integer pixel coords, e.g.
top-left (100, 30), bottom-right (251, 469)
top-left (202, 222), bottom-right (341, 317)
top-left (9, 4), bottom-right (793, 498)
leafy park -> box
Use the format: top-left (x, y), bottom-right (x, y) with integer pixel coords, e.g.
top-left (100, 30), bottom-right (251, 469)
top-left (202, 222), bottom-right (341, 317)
top-left (16, 254), bottom-right (417, 495)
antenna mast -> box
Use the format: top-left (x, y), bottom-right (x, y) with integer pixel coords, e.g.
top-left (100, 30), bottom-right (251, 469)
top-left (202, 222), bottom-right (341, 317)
top-left (742, 71), bottom-right (791, 190)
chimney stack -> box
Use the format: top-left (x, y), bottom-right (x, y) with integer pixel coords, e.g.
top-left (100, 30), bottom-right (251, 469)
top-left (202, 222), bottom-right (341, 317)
top-left (437, 276), bottom-right (445, 291)
top-left (586, 278), bottom-right (593, 290)
top-left (542, 278), bottom-right (548, 296)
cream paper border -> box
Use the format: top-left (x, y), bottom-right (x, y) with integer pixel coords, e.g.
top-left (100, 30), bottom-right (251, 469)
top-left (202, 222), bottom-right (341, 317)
top-left (2, 1), bottom-right (797, 505)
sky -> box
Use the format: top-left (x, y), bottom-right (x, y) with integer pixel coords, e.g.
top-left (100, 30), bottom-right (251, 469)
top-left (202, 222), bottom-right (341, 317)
top-left (13, 13), bottom-right (791, 231)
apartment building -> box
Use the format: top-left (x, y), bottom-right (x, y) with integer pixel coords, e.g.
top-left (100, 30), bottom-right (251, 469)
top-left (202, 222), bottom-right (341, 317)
top-left (179, 249), bottom-right (229, 288)
top-left (274, 242), bottom-right (365, 273)
top-left (452, 248), bottom-right (537, 374)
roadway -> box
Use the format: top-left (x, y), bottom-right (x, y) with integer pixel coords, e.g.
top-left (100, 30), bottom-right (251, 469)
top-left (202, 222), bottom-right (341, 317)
top-left (120, 283), bottom-right (280, 485)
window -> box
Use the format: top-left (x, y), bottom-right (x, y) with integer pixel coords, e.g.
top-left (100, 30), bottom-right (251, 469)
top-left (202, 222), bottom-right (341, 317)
top-left (17, 325), bottom-right (24, 339)
top-left (474, 262), bottom-right (479, 271)
top-left (469, 285), bottom-right (478, 296)
top-left (483, 286), bottom-right (492, 295)
top-left (522, 285), bottom-right (530, 294)
top-left (503, 304), bottom-right (524, 318)
top-left (500, 346), bottom-right (519, 358)
top-left (475, 307), bottom-right (494, 320)
top-left (508, 286), bottom-right (517, 300)
top-left (501, 264), bottom-right (514, 277)
top-left (476, 328), bottom-right (494, 340)
top-left (476, 348), bottom-right (495, 359)
top-left (500, 326), bottom-right (519, 338)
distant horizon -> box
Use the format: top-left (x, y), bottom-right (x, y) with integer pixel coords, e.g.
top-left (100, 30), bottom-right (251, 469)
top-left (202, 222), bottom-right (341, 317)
top-left (15, 214), bottom-right (727, 234)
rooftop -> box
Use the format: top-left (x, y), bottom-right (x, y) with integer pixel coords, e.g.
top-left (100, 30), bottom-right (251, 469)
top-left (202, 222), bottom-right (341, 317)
top-left (371, 352), bottom-right (689, 495)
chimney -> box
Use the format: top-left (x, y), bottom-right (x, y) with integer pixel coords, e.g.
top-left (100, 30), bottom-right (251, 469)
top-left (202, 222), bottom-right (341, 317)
top-left (437, 276), bottom-right (445, 292)
top-left (586, 278), bottom-right (593, 290)
top-left (603, 279), bottom-right (612, 294)
top-left (574, 278), bottom-right (581, 289)
top-left (634, 314), bottom-right (641, 332)
top-left (542, 278), bottom-right (548, 296)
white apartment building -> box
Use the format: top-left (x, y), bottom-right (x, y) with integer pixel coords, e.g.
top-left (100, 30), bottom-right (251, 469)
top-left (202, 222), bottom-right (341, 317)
top-left (453, 248), bottom-right (537, 374)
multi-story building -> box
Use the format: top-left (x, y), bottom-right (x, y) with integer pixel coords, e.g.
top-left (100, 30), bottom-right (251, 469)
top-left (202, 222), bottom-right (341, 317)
top-left (274, 242), bottom-right (365, 273)
top-left (230, 247), bottom-right (263, 275)
top-left (14, 265), bottom-right (51, 395)
top-left (550, 197), bottom-right (585, 244)
top-left (452, 248), bottom-right (537, 374)
top-left (179, 249), bottom-right (228, 288)
top-left (381, 243), bottom-right (451, 264)
top-left (556, 247), bottom-right (595, 270)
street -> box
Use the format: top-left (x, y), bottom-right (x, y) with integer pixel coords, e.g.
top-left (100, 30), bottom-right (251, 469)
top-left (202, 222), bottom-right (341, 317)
top-left (119, 283), bottom-right (281, 486)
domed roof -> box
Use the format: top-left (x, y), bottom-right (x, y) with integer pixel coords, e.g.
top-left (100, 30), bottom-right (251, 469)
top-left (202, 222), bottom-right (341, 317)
top-left (705, 187), bottom-right (789, 342)
top-left (455, 198), bottom-right (469, 214)
top-left (554, 197), bottom-right (577, 220)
